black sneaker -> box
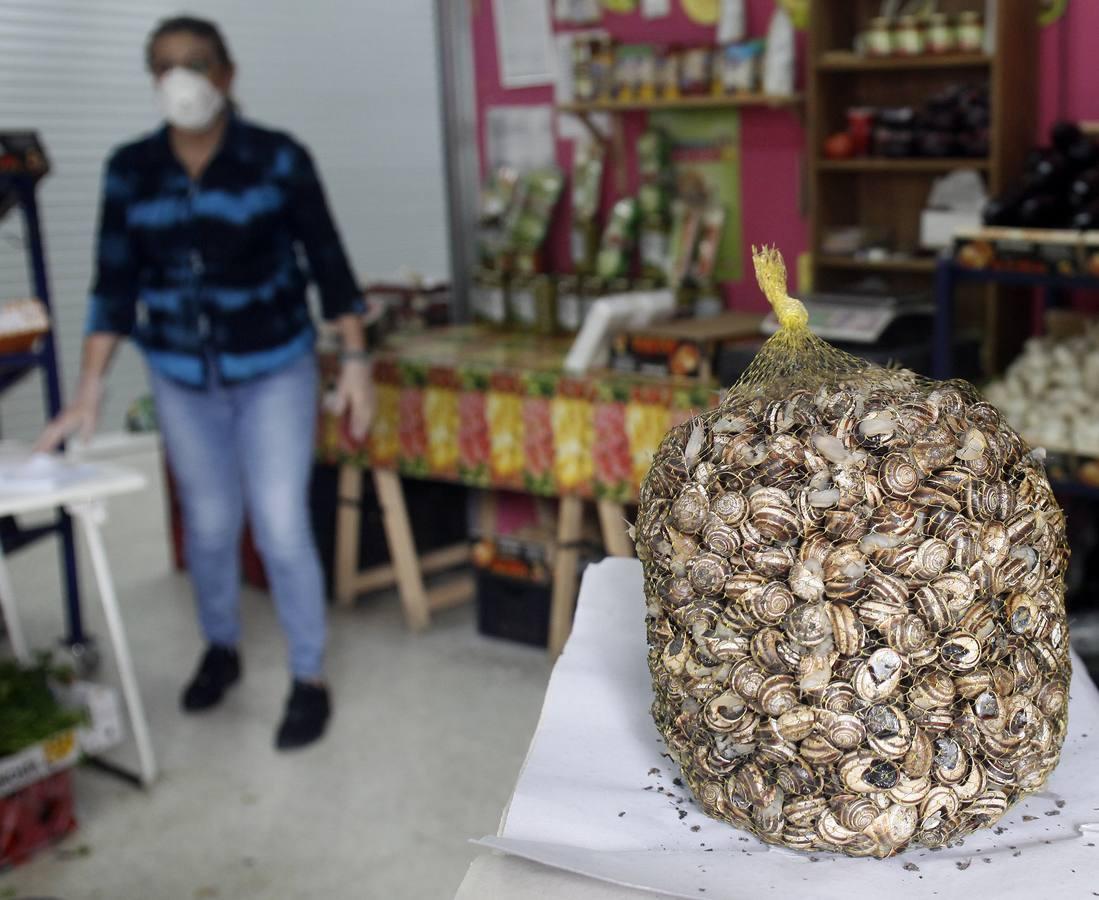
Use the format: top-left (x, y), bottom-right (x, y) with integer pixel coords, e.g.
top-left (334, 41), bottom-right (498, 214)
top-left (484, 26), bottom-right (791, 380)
top-left (275, 681), bottom-right (331, 751)
top-left (181, 645), bottom-right (241, 712)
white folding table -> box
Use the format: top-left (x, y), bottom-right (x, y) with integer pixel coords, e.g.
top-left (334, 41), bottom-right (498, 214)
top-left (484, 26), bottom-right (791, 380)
top-left (0, 454), bottom-right (156, 787)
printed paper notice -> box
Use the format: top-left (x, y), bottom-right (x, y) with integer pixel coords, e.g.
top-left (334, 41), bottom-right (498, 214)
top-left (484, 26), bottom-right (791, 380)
top-left (486, 105), bottom-right (557, 171)
top-left (493, 0), bottom-right (556, 88)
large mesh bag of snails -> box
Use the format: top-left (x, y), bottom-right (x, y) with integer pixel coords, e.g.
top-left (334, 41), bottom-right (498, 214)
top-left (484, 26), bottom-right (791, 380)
top-left (635, 247), bottom-right (1071, 859)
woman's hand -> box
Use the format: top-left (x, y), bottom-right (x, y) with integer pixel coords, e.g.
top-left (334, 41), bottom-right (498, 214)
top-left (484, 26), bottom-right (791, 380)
top-left (34, 376), bottom-right (105, 453)
top-left (330, 358), bottom-right (376, 442)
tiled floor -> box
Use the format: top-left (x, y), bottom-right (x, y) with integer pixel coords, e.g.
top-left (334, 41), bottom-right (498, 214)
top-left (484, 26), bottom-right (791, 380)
top-left (0, 443), bottom-right (552, 899)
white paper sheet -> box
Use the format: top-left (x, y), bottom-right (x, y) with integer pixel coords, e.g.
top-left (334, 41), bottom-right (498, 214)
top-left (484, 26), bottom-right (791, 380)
top-left (493, 0), bottom-right (557, 88)
top-left (641, 0), bottom-right (671, 17)
top-left (0, 453), bottom-right (101, 493)
top-left (486, 105), bottom-right (557, 170)
top-left (478, 558), bottom-right (1099, 899)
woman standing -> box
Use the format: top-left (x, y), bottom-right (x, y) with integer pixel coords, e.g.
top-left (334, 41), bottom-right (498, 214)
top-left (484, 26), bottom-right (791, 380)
top-left (38, 16), bottom-right (373, 750)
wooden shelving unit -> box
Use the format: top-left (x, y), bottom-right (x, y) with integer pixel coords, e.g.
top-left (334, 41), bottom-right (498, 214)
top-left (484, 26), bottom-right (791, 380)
top-left (806, 0), bottom-right (1040, 374)
top-left (817, 255), bottom-right (938, 273)
top-left (558, 93), bottom-right (803, 114)
top-left (816, 51), bottom-right (991, 71)
top-left (817, 157), bottom-right (990, 173)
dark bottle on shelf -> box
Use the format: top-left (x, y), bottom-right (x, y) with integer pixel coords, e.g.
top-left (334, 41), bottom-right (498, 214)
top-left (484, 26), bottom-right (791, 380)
top-left (1073, 200), bottom-right (1099, 230)
top-left (1070, 168), bottom-right (1099, 206)
top-left (1051, 120), bottom-right (1085, 154)
top-left (1017, 193), bottom-right (1063, 228)
top-left (983, 188), bottom-right (1026, 226)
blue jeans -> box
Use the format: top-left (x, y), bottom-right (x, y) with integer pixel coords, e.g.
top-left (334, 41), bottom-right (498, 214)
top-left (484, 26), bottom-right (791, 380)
top-left (150, 351), bottom-right (326, 679)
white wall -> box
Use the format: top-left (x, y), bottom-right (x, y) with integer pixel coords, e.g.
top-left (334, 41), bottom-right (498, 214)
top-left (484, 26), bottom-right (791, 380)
top-left (0, 0), bottom-right (449, 441)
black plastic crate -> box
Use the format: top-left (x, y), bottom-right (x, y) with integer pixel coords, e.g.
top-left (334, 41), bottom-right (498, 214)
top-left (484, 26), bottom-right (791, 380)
top-left (476, 570), bottom-right (553, 647)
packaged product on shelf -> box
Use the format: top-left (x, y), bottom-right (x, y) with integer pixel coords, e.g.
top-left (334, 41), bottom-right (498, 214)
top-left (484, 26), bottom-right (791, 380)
top-left (640, 216), bottom-right (671, 280)
top-left (655, 47), bottom-right (681, 100)
top-left (667, 200), bottom-right (703, 286)
top-left (692, 205), bottom-right (726, 282)
top-left (532, 275), bottom-right (558, 335)
top-left (636, 45), bottom-right (657, 102)
top-left (572, 38), bottom-right (597, 102)
top-left (556, 275), bottom-right (583, 333)
top-left (508, 274), bottom-right (537, 330)
top-left (594, 37), bottom-right (616, 100)
top-left (571, 141), bottom-right (605, 272)
top-left (613, 45), bottom-right (639, 101)
top-left (596, 197), bottom-right (639, 279)
top-left (510, 168), bottom-right (565, 276)
top-left (679, 47), bottom-right (713, 96)
top-left (472, 269), bottom-right (508, 327)
top-left (717, 41), bottom-right (763, 94)
top-left (637, 129), bottom-right (669, 182)
top-left (957, 10), bottom-right (984, 52)
top-left (762, 5), bottom-right (796, 96)
top-left (478, 166), bottom-right (520, 267)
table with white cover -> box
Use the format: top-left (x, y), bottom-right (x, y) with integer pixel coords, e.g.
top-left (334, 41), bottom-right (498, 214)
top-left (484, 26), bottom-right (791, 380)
top-left (0, 447), bottom-right (155, 786)
top-left (457, 558), bottom-right (1099, 899)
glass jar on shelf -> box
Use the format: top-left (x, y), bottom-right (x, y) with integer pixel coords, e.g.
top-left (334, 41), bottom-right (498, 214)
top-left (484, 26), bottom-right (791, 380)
top-left (927, 13), bottom-right (956, 54)
top-left (895, 16), bottom-right (925, 55)
top-left (864, 17), bottom-right (895, 57)
top-left (957, 11), bottom-right (984, 53)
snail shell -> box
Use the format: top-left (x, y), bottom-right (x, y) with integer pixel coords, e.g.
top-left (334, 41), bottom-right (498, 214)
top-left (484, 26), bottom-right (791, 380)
top-left (868, 499), bottom-right (920, 538)
top-left (670, 483), bottom-right (709, 535)
top-left (775, 705), bottom-right (816, 742)
top-left (819, 710), bottom-right (866, 751)
top-left (888, 774), bottom-right (931, 805)
top-left (731, 657), bottom-right (766, 700)
top-left (854, 648), bottom-right (903, 702)
top-left (783, 793), bottom-right (828, 825)
top-left (724, 571), bottom-right (766, 601)
top-left (979, 521), bottom-right (1010, 567)
top-left (703, 690), bottom-right (747, 733)
top-left (940, 632), bottom-right (982, 671)
top-left (828, 602), bottom-right (865, 657)
top-left (743, 583), bottom-right (795, 626)
top-left (864, 804), bottom-right (918, 858)
top-left (758, 673), bottom-right (798, 717)
top-left (880, 451), bottom-right (921, 497)
top-left (833, 795), bottom-right (878, 832)
top-left (817, 810), bottom-right (859, 847)
top-left (932, 736), bottom-right (967, 783)
top-left (823, 543), bottom-right (868, 600)
top-left (783, 602), bottom-right (831, 647)
top-left (743, 545), bottom-right (796, 579)
top-left (798, 648), bottom-right (837, 695)
top-left (965, 789), bottom-right (1008, 825)
top-left (902, 728), bottom-right (934, 778)
top-left (865, 704), bottom-right (912, 759)
top-left (711, 490), bottom-right (749, 526)
top-left (800, 734), bottom-right (844, 766)
top-left (752, 504), bottom-right (802, 545)
top-left (886, 613), bottom-right (929, 655)
top-left (1006, 592), bottom-right (1038, 635)
top-left (910, 538), bottom-right (952, 580)
top-left (688, 553), bottom-right (730, 596)
top-left (914, 585), bottom-right (952, 632)
top-left (909, 671), bottom-right (956, 710)
top-left (789, 558), bottom-right (826, 602)
top-left (702, 518), bottom-right (741, 557)
top-left (840, 751), bottom-right (899, 793)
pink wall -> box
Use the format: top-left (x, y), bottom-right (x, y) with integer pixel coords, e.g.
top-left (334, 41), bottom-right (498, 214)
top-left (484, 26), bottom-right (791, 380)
top-left (471, 2), bottom-right (1093, 315)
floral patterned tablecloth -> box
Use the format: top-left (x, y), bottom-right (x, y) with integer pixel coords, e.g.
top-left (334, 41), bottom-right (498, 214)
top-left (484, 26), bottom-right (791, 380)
top-left (317, 326), bottom-right (720, 502)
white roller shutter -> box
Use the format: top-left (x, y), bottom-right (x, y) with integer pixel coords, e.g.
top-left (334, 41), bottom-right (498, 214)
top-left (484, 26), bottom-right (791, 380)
top-left (0, 0), bottom-right (448, 441)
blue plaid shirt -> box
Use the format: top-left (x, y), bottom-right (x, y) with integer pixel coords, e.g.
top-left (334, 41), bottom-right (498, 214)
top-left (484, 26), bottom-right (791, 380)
top-left (87, 114), bottom-right (361, 386)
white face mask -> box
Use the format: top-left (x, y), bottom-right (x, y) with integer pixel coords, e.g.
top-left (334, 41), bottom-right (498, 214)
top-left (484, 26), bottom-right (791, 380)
top-left (156, 67), bottom-right (226, 132)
